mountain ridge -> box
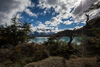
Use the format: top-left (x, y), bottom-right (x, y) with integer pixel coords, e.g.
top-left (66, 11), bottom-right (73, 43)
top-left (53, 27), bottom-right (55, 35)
top-left (57, 16), bottom-right (100, 36)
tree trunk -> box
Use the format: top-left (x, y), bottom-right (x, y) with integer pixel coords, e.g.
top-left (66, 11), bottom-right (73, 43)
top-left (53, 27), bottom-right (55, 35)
top-left (68, 36), bottom-right (74, 49)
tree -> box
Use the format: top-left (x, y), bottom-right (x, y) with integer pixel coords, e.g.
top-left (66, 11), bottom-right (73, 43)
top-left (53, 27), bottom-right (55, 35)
top-left (0, 17), bottom-right (31, 47)
top-left (48, 32), bottom-right (61, 43)
top-left (85, 14), bottom-right (89, 25)
top-left (67, 29), bottom-right (76, 49)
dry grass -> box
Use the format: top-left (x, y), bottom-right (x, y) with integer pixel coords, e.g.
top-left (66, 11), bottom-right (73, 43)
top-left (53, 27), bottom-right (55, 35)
top-left (25, 56), bottom-right (66, 67)
top-left (0, 55), bottom-right (100, 67)
top-left (66, 57), bottom-right (100, 67)
top-left (25, 57), bottom-right (100, 67)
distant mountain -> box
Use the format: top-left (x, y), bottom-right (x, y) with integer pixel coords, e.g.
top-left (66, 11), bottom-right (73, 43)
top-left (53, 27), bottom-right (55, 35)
top-left (33, 31), bottom-right (55, 37)
top-left (57, 16), bottom-right (100, 36)
top-left (30, 29), bottom-right (56, 37)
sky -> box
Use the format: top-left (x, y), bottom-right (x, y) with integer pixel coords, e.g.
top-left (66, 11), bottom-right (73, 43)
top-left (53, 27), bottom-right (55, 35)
top-left (0, 0), bottom-right (100, 33)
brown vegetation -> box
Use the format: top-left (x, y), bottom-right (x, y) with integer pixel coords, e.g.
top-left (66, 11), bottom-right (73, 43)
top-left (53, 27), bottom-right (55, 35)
top-left (25, 57), bottom-right (100, 67)
top-left (66, 57), bottom-right (100, 67)
top-left (25, 57), bottom-right (66, 67)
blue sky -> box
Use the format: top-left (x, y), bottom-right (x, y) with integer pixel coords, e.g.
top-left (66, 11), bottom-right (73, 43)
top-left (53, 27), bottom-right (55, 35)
top-left (0, 0), bottom-right (99, 33)
top-left (20, 0), bottom-right (86, 33)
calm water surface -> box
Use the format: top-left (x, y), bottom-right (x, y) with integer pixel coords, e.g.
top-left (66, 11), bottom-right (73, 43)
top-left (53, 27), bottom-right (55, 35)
top-left (29, 37), bottom-right (81, 45)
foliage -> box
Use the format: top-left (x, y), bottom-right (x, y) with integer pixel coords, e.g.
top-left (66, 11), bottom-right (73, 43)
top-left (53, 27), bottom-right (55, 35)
top-left (0, 43), bottom-right (49, 66)
top-left (0, 17), bottom-right (31, 47)
top-left (43, 34), bottom-right (75, 59)
top-left (79, 25), bottom-right (100, 57)
top-left (48, 32), bottom-right (62, 43)
top-left (59, 44), bottom-right (74, 59)
top-left (80, 37), bottom-right (100, 57)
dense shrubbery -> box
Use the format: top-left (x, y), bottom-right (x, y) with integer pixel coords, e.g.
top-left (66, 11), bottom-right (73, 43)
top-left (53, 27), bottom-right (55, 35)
top-left (0, 43), bottom-right (49, 66)
top-left (43, 35), bottom-right (75, 59)
top-left (0, 35), bottom-right (77, 66)
top-left (75, 27), bottom-right (100, 57)
top-left (79, 36), bottom-right (100, 57)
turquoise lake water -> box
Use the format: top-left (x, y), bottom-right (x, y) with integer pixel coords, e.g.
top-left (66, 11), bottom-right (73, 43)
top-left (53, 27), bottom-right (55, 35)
top-left (29, 37), bottom-right (81, 45)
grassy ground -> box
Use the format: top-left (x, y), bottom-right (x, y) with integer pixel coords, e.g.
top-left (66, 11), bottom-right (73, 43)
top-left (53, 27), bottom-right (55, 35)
top-left (25, 57), bottom-right (100, 67)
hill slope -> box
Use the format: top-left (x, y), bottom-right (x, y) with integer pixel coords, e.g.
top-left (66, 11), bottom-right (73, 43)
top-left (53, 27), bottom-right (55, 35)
top-left (58, 16), bottom-right (100, 36)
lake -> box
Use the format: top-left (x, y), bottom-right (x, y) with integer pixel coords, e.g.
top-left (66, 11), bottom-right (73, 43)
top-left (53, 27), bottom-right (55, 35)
top-left (29, 37), bottom-right (81, 45)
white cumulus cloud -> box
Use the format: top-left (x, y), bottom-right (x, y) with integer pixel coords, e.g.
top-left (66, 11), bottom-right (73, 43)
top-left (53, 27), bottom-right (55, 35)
top-left (0, 0), bottom-right (33, 25)
top-left (38, 0), bottom-right (100, 28)
top-left (25, 9), bottom-right (37, 17)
